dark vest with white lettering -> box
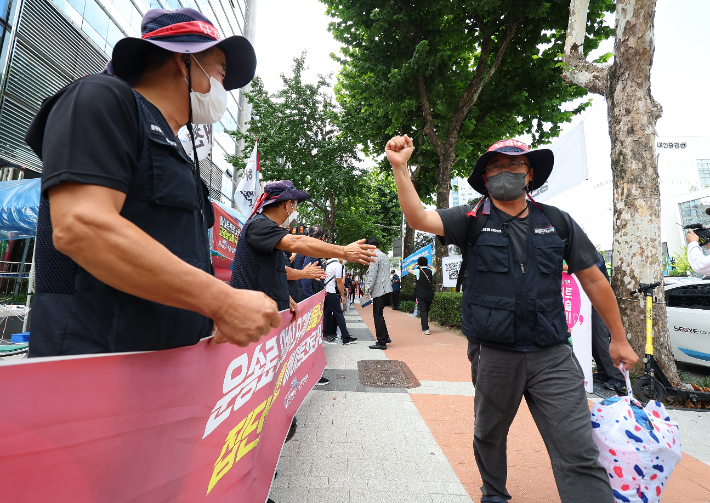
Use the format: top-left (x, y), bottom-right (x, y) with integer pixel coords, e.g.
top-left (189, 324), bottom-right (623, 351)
top-left (463, 204), bottom-right (568, 351)
top-left (230, 214), bottom-right (290, 311)
top-left (29, 88), bottom-right (215, 356)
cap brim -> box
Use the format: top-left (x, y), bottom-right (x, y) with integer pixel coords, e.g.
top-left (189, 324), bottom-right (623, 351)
top-left (262, 190), bottom-right (312, 207)
top-left (111, 35), bottom-right (256, 91)
top-left (468, 149), bottom-right (554, 194)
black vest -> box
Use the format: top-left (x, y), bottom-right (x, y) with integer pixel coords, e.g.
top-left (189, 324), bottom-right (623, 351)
top-left (29, 89), bottom-right (215, 356)
top-left (230, 214), bottom-right (290, 311)
top-left (463, 204), bottom-right (569, 351)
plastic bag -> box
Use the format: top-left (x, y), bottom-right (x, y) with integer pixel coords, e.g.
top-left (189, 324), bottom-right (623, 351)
top-left (590, 365), bottom-right (681, 503)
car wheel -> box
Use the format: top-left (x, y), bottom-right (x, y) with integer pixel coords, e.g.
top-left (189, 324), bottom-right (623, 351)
top-left (632, 376), bottom-right (666, 403)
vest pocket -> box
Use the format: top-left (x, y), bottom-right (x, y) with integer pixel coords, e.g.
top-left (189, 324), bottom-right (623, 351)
top-left (475, 244), bottom-right (509, 273)
top-left (533, 236), bottom-right (564, 274)
top-left (148, 137), bottom-right (199, 210)
top-left (534, 296), bottom-right (569, 346)
top-left (466, 293), bottom-right (516, 343)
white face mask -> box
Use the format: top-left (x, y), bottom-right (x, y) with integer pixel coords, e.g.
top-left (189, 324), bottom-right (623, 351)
top-left (186, 57), bottom-right (228, 124)
top-left (283, 201), bottom-right (299, 227)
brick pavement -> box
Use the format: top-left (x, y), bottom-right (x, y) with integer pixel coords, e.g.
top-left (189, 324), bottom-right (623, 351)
top-left (269, 301), bottom-right (710, 502)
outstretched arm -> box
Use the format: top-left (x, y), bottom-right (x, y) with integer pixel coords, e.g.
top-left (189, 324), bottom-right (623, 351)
top-left (386, 135), bottom-right (444, 236)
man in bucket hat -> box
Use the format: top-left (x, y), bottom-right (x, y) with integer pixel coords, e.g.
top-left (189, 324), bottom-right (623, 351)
top-left (227, 180), bottom-right (376, 346)
top-left (385, 135), bottom-right (638, 503)
top-left (24, 8), bottom-right (280, 356)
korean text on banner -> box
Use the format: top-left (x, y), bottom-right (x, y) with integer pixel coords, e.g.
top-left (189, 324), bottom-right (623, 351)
top-left (562, 272), bottom-right (593, 392)
top-left (0, 292), bottom-right (327, 503)
top-left (441, 255), bottom-right (462, 288)
top-left (212, 202), bottom-right (241, 266)
top-left (402, 244), bottom-right (433, 277)
top-left (235, 142), bottom-right (262, 218)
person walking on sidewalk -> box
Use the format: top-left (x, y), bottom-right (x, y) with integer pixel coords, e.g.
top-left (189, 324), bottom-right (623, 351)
top-left (590, 254), bottom-right (627, 394)
top-left (385, 134), bottom-right (639, 503)
top-left (408, 257), bottom-right (435, 335)
top-left (390, 269), bottom-right (401, 310)
top-left (322, 258), bottom-right (357, 345)
top-left (364, 237), bottom-right (393, 349)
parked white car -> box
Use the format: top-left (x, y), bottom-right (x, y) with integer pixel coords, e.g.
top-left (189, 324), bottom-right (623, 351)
top-left (664, 278), bottom-right (710, 368)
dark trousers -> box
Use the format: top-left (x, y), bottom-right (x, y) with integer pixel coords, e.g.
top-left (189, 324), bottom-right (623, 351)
top-left (372, 294), bottom-right (389, 345)
top-left (349, 289), bottom-right (355, 302)
top-left (467, 341), bottom-right (612, 503)
top-left (591, 307), bottom-right (624, 381)
top-left (392, 290), bottom-right (400, 310)
top-left (418, 298), bottom-right (432, 330)
top-left (323, 293), bottom-right (350, 339)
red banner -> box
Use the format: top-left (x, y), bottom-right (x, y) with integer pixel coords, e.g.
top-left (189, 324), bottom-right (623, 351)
top-left (0, 292), bottom-right (326, 503)
top-left (211, 203), bottom-right (241, 282)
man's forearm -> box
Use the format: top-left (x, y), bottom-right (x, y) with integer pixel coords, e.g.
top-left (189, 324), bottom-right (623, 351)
top-left (576, 268), bottom-right (625, 340)
top-left (54, 208), bottom-right (231, 321)
top-left (286, 266), bottom-right (309, 281)
top-left (278, 235), bottom-right (343, 259)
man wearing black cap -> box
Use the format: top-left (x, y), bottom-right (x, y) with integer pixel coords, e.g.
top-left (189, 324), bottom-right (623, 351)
top-left (385, 135), bottom-right (639, 503)
top-left (23, 8), bottom-right (281, 356)
top-left (228, 180), bottom-right (376, 344)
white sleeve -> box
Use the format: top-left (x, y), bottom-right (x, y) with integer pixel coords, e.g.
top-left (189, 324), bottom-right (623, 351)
top-left (687, 242), bottom-right (710, 275)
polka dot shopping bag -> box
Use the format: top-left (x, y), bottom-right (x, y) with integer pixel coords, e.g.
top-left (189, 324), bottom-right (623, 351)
top-left (591, 364), bottom-right (681, 503)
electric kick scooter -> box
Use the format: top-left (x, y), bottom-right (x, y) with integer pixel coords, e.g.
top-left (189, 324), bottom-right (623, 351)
top-left (631, 282), bottom-right (710, 408)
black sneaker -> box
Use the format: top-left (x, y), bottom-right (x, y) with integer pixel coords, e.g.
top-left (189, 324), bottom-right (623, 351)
top-left (316, 376), bottom-right (330, 385)
top-left (342, 337), bottom-right (358, 345)
top-left (323, 334), bottom-right (337, 344)
top-left (593, 372), bottom-right (611, 383)
top-left (369, 344), bottom-right (387, 350)
top-left (604, 378), bottom-right (626, 395)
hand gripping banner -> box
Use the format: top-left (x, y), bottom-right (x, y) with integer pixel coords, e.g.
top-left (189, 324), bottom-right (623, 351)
top-left (0, 292), bottom-right (327, 502)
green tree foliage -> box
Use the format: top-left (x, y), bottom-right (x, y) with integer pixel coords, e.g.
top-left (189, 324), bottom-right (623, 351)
top-left (229, 54), bottom-right (361, 241)
top-left (229, 54), bottom-right (400, 250)
top-left (321, 0), bottom-right (614, 274)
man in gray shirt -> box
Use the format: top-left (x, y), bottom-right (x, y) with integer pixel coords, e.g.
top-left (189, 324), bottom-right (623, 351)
top-left (364, 237), bottom-right (393, 349)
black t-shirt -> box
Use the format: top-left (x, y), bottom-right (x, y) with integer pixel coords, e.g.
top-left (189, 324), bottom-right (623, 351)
top-left (246, 216), bottom-right (289, 257)
top-left (497, 208), bottom-right (529, 262)
top-left (436, 203), bottom-right (599, 273)
top-left (37, 75), bottom-right (141, 197)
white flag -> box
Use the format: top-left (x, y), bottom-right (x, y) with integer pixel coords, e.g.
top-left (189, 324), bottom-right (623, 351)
top-left (235, 142), bottom-right (261, 218)
top-left (529, 121), bottom-right (588, 202)
top-left (177, 124), bottom-right (212, 162)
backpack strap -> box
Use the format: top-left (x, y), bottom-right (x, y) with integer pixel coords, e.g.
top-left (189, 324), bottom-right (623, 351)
top-left (456, 207), bottom-right (488, 292)
top-left (536, 202), bottom-right (572, 261)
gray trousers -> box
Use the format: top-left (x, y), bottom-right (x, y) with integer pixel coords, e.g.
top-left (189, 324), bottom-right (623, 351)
top-left (468, 341), bottom-right (613, 503)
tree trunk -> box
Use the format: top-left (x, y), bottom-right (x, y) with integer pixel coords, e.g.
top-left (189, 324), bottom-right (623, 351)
top-left (607, 0), bottom-right (678, 385)
top-left (434, 151), bottom-right (454, 290)
top-left (563, 0), bottom-right (679, 386)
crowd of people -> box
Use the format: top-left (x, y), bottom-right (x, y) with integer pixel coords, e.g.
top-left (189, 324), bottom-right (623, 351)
top-left (21, 5), bottom-right (649, 503)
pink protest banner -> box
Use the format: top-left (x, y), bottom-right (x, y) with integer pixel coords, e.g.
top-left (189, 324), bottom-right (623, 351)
top-left (561, 272), bottom-right (593, 392)
top-left (0, 291), bottom-right (326, 502)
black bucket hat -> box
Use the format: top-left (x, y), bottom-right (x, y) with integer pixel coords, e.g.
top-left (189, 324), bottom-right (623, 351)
top-left (109, 8), bottom-right (256, 91)
top-left (261, 180), bottom-right (311, 207)
top-left (468, 139), bottom-right (554, 195)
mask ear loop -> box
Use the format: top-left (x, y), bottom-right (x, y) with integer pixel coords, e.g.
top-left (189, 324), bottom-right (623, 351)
top-left (185, 55), bottom-right (200, 173)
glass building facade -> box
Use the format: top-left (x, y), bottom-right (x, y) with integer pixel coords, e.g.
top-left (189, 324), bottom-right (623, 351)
top-left (0, 0), bottom-right (252, 204)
